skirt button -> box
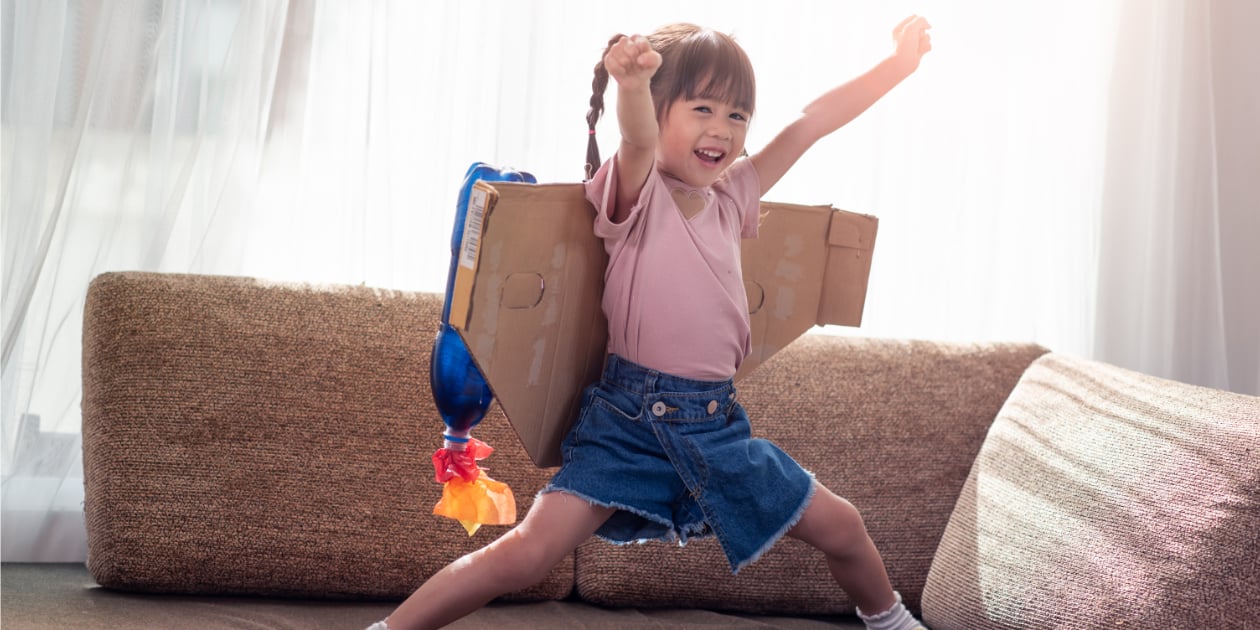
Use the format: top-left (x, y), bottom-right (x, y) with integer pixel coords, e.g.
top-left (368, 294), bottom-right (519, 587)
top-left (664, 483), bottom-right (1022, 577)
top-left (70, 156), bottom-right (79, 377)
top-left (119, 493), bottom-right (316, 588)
top-left (652, 401), bottom-right (668, 416)
top-left (706, 400), bottom-right (718, 414)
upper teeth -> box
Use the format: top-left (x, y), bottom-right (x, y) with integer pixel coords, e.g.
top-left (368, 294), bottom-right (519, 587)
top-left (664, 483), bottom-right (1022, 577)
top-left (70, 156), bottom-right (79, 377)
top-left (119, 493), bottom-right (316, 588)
top-left (698, 149), bottom-right (721, 159)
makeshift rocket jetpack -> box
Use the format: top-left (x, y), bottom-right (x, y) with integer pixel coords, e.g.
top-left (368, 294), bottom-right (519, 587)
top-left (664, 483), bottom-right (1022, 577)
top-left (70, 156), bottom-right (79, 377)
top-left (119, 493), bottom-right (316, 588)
top-left (448, 180), bottom-right (878, 469)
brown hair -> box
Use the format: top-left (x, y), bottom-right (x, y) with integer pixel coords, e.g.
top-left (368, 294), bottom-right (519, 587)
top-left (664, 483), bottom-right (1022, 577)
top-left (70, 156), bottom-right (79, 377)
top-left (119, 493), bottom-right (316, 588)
top-left (584, 24), bottom-right (756, 180)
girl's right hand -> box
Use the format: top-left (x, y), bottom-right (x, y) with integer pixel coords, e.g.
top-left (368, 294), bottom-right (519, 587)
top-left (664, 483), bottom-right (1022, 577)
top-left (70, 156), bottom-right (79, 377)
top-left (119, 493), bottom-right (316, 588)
top-left (605, 35), bottom-right (662, 91)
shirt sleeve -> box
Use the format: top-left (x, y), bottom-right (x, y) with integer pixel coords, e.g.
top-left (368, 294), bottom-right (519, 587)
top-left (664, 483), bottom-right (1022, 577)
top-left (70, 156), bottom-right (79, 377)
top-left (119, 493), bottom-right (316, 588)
top-left (586, 155), bottom-right (659, 241)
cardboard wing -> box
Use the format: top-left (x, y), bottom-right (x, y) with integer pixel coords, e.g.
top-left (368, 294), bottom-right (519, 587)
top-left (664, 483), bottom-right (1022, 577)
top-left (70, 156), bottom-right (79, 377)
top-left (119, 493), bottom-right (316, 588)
top-left (450, 181), bottom-right (876, 468)
top-left (736, 201), bottom-right (877, 380)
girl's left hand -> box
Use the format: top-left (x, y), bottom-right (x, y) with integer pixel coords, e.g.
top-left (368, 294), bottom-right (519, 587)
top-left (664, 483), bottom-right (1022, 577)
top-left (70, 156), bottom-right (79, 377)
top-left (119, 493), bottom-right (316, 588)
top-left (892, 15), bottom-right (932, 74)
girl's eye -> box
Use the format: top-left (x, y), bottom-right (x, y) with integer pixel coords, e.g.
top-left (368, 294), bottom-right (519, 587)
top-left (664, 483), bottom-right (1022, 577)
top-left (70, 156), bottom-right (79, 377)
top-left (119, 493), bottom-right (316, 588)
top-left (729, 112), bottom-right (747, 122)
top-left (695, 106), bottom-right (712, 114)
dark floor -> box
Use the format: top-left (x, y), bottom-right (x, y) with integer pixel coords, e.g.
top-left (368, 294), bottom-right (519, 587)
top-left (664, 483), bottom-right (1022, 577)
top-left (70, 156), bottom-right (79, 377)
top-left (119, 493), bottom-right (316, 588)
top-left (1, 563), bottom-right (865, 629)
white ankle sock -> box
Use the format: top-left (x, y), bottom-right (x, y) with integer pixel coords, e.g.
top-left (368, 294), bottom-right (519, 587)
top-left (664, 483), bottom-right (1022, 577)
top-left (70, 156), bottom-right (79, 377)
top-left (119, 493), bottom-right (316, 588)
top-left (856, 591), bottom-right (926, 630)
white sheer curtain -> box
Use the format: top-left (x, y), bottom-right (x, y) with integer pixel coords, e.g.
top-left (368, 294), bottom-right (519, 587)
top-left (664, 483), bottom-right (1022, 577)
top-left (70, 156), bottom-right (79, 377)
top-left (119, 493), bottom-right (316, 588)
top-left (1095, 0), bottom-right (1260, 396)
top-left (2, 0), bottom-right (1255, 562)
top-left (3, 0), bottom-right (290, 561)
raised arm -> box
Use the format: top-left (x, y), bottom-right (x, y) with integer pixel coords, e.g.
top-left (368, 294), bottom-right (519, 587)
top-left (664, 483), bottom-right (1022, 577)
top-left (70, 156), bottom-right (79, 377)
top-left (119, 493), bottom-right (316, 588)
top-left (750, 15), bottom-right (932, 197)
top-left (604, 35), bottom-right (663, 223)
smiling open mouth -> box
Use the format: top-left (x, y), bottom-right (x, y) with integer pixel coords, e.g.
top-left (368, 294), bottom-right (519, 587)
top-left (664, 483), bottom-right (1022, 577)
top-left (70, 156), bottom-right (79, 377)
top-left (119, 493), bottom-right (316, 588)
top-left (695, 149), bottom-right (725, 164)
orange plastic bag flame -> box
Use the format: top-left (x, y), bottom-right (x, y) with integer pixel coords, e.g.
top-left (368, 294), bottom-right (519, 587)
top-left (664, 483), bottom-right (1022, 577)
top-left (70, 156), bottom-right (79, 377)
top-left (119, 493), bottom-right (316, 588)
top-left (432, 438), bottom-right (516, 535)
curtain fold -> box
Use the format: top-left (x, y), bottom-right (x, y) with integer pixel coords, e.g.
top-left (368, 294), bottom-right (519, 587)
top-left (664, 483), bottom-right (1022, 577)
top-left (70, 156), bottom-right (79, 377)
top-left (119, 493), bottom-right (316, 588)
top-left (2, 0), bottom-right (1254, 563)
top-left (1094, 0), bottom-right (1241, 393)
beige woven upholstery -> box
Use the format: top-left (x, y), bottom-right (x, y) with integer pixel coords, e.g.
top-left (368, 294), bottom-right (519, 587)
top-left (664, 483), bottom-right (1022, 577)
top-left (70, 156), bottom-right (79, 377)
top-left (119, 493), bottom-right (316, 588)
top-left (79, 270), bottom-right (1258, 622)
top-left (922, 353), bottom-right (1260, 628)
top-left (81, 272), bottom-right (570, 600)
top-left (572, 335), bottom-right (1049, 615)
top-left (81, 271), bottom-right (1054, 614)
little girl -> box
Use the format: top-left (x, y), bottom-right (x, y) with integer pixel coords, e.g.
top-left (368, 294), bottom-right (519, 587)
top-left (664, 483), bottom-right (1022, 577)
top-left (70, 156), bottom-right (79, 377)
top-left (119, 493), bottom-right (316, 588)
top-left (373, 16), bottom-right (932, 630)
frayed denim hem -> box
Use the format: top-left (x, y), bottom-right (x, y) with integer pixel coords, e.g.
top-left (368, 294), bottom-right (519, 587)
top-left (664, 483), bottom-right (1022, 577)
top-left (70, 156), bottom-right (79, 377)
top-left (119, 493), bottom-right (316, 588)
top-left (542, 472), bottom-right (819, 575)
top-left (537, 486), bottom-right (715, 548)
top-left (730, 472), bottom-right (818, 574)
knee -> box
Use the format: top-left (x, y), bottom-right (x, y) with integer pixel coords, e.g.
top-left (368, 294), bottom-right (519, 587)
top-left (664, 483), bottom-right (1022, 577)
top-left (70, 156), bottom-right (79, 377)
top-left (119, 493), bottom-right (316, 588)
top-left (791, 487), bottom-right (873, 558)
top-left (824, 498), bottom-right (871, 553)
top-left (832, 495), bottom-right (869, 533)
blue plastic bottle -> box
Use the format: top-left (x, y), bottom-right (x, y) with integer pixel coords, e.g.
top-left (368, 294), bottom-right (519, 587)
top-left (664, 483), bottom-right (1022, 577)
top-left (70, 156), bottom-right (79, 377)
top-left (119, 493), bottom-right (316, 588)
top-left (430, 163), bottom-right (536, 447)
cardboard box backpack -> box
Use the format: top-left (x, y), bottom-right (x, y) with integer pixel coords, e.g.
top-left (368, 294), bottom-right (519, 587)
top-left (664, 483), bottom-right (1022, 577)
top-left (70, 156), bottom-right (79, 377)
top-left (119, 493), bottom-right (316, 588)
top-left (450, 181), bottom-right (877, 468)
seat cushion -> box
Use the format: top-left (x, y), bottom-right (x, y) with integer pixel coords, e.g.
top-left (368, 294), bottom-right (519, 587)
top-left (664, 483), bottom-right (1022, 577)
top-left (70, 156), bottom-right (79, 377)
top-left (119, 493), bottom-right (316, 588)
top-left (922, 353), bottom-right (1260, 628)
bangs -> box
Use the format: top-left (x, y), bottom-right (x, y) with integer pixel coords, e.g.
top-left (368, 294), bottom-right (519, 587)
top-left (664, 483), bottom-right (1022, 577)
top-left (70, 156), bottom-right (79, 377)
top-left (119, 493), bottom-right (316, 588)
top-left (654, 28), bottom-right (756, 118)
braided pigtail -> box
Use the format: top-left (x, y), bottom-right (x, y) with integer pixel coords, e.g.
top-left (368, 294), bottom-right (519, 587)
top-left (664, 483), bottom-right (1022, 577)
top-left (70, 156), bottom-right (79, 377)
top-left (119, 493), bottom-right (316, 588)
top-left (585, 34), bottom-right (624, 181)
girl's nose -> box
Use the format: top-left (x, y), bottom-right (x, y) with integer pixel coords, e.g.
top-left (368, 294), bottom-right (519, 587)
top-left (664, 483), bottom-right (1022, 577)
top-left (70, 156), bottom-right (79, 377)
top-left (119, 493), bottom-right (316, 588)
top-left (708, 123), bottom-right (732, 141)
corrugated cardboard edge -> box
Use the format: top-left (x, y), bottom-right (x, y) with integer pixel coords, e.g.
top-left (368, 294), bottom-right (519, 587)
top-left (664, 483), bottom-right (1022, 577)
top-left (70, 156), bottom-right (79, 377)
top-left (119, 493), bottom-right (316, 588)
top-left (450, 182), bottom-right (496, 329)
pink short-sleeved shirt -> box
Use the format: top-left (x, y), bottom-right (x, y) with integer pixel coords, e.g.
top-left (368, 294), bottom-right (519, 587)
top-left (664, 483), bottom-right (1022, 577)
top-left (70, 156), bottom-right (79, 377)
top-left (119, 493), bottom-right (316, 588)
top-left (585, 157), bottom-right (762, 380)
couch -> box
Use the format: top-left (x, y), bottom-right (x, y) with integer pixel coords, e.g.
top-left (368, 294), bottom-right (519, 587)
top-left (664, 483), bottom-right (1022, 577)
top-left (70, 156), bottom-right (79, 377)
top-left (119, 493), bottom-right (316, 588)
top-left (10, 271), bottom-right (1257, 629)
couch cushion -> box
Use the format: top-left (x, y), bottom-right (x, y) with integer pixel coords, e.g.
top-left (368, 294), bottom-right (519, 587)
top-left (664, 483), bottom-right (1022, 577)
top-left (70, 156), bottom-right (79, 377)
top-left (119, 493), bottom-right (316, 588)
top-left (81, 272), bottom-right (571, 600)
top-left (922, 353), bottom-right (1260, 628)
top-left (573, 335), bottom-right (1049, 615)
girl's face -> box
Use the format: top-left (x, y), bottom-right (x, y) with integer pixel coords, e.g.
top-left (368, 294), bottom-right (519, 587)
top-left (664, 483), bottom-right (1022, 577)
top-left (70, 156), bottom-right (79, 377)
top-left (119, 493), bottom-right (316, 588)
top-left (655, 96), bottom-right (749, 188)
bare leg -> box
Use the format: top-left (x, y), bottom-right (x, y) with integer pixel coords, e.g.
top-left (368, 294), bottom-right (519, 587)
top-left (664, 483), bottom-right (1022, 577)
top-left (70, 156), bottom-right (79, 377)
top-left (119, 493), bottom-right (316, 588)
top-left (385, 492), bottom-right (614, 630)
top-left (787, 481), bottom-right (898, 614)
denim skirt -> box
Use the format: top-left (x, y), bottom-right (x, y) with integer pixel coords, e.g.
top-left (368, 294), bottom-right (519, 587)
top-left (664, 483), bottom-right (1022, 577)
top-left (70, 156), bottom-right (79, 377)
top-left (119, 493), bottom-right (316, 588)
top-left (542, 353), bottom-right (816, 573)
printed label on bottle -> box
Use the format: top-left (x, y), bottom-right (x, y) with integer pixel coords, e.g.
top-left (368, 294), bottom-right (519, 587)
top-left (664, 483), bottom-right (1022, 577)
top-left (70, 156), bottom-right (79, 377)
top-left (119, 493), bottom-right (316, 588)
top-left (459, 188), bottom-right (488, 270)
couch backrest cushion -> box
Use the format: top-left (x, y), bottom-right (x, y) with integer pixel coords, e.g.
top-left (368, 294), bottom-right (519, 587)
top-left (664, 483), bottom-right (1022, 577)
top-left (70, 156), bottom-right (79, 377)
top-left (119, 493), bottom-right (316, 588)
top-left (572, 334), bottom-right (1049, 615)
top-left (922, 353), bottom-right (1260, 628)
top-left (81, 272), bottom-right (571, 600)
